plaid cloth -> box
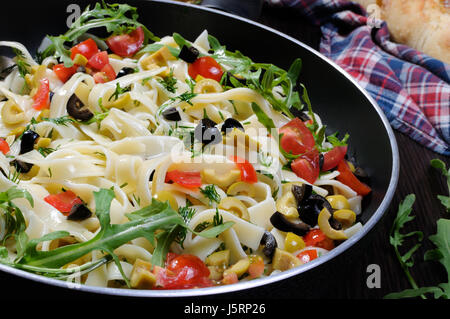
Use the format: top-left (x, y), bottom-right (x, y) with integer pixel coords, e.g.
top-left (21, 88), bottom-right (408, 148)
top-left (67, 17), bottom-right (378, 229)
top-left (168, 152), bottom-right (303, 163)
top-left (266, 0), bottom-right (450, 156)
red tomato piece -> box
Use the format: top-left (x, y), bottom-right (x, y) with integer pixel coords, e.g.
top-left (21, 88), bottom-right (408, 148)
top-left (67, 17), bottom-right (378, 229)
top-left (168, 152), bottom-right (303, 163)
top-left (230, 155), bottom-right (258, 184)
top-left (53, 63), bottom-right (78, 83)
top-left (93, 71), bottom-right (108, 84)
top-left (70, 38), bottom-right (99, 60)
top-left (156, 253), bottom-right (213, 289)
top-left (222, 272), bottom-right (238, 285)
top-left (0, 138), bottom-right (10, 154)
top-left (87, 51), bottom-right (109, 70)
top-left (165, 170), bottom-right (202, 188)
top-left (303, 229), bottom-right (335, 250)
top-left (188, 56), bottom-right (224, 82)
top-left (290, 148), bottom-right (320, 184)
top-left (92, 64), bottom-right (116, 84)
top-left (106, 26), bottom-right (145, 57)
top-left (101, 64), bottom-right (116, 81)
top-left (32, 78), bottom-right (50, 110)
top-left (322, 145), bottom-right (348, 171)
top-left (44, 190), bottom-right (83, 215)
top-left (248, 256), bottom-right (265, 279)
top-left (297, 249), bottom-right (318, 264)
top-left (336, 160), bottom-right (372, 196)
top-left (279, 118), bottom-right (316, 156)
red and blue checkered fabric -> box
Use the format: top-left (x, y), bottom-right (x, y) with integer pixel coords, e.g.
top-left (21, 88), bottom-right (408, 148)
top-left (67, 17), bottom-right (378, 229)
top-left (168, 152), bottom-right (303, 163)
top-left (266, 0), bottom-right (450, 155)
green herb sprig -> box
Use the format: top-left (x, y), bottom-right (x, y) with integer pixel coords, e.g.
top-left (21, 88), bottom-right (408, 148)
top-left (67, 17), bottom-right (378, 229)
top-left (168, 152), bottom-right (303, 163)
top-left (385, 159), bottom-right (450, 299)
top-left (39, 2), bottom-right (159, 67)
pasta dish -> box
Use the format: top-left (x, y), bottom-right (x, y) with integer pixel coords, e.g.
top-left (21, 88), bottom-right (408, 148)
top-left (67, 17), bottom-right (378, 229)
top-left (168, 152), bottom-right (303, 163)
top-left (0, 2), bottom-right (371, 290)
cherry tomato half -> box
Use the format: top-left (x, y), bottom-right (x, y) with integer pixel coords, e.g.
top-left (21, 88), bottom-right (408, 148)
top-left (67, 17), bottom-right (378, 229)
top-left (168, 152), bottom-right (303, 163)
top-left (296, 249), bottom-right (318, 264)
top-left (230, 155), bottom-right (258, 184)
top-left (303, 229), bottom-right (335, 250)
top-left (336, 160), bottom-right (372, 196)
top-left (188, 56), bottom-right (223, 82)
top-left (87, 51), bottom-right (109, 70)
top-left (165, 170), bottom-right (202, 188)
top-left (44, 190), bottom-right (83, 215)
top-left (92, 63), bottom-right (116, 84)
top-left (70, 38), bottom-right (99, 60)
top-left (279, 118), bottom-right (316, 156)
top-left (0, 138), bottom-right (10, 155)
top-left (106, 26), bottom-right (145, 57)
top-left (290, 148), bottom-right (320, 184)
top-left (156, 253), bottom-right (212, 289)
top-left (322, 145), bottom-right (348, 171)
top-left (32, 78), bottom-right (50, 110)
top-left (53, 63), bottom-right (78, 83)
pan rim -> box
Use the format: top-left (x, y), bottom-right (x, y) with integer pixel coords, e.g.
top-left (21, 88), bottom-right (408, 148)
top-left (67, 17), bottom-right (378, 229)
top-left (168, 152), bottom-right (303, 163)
top-left (0, 0), bottom-right (400, 298)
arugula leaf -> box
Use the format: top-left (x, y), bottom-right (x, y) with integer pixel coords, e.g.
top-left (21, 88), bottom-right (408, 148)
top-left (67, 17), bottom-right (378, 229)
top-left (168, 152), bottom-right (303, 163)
top-left (431, 159), bottom-right (450, 213)
top-left (251, 102), bottom-right (275, 133)
top-left (385, 158), bottom-right (450, 299)
top-left (138, 43), bottom-right (179, 57)
top-left (172, 32), bottom-right (190, 49)
top-left (42, 2), bottom-right (159, 67)
top-left (208, 35), bottom-right (303, 118)
top-left (386, 218), bottom-right (450, 299)
top-left (327, 132), bottom-right (350, 147)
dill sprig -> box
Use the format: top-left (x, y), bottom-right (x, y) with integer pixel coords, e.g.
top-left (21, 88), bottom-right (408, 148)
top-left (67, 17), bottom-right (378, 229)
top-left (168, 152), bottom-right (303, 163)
top-left (108, 83), bottom-right (131, 101)
top-left (39, 116), bottom-right (76, 126)
top-left (170, 91), bottom-right (197, 106)
top-left (200, 185), bottom-right (221, 206)
top-left (175, 205), bottom-right (197, 248)
top-left (158, 69), bottom-right (177, 93)
top-left (213, 208), bottom-right (224, 226)
top-left (37, 146), bottom-right (58, 158)
top-left (12, 48), bottom-right (30, 79)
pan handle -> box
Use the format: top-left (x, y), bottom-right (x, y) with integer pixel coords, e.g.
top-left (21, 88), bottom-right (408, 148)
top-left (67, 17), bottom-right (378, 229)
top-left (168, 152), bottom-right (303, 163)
top-left (200, 0), bottom-right (264, 20)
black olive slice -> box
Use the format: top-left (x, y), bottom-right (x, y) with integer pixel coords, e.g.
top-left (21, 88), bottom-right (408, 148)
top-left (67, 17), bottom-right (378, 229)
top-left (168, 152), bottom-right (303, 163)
top-left (149, 169), bottom-right (155, 181)
top-left (67, 203), bottom-right (92, 221)
top-left (76, 66), bottom-right (86, 73)
top-left (162, 107), bottom-right (181, 121)
top-left (67, 94), bottom-right (93, 121)
top-left (221, 118), bottom-right (244, 134)
top-left (117, 67), bottom-right (136, 78)
top-left (20, 130), bottom-right (40, 154)
top-left (289, 106), bottom-right (310, 122)
top-left (318, 153), bottom-right (324, 171)
top-left (194, 118), bottom-right (222, 145)
top-left (11, 160), bottom-right (33, 173)
top-left (298, 194), bottom-right (333, 227)
top-left (291, 184), bottom-right (312, 206)
top-left (270, 211), bottom-right (310, 237)
top-left (260, 231), bottom-right (277, 258)
top-left (329, 216), bottom-right (342, 230)
top-left (178, 45), bottom-right (199, 63)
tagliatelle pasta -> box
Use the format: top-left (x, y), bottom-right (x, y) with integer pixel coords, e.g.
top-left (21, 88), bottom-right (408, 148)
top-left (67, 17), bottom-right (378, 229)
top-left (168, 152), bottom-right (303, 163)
top-left (0, 2), bottom-right (370, 290)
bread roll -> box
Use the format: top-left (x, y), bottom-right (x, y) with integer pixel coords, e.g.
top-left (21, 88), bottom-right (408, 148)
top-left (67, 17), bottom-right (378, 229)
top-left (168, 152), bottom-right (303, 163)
top-left (353, 0), bottom-right (450, 64)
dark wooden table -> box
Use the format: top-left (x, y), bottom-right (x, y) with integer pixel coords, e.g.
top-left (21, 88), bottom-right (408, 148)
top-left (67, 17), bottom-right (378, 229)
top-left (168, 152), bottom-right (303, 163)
top-left (0, 2), bottom-right (448, 306)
